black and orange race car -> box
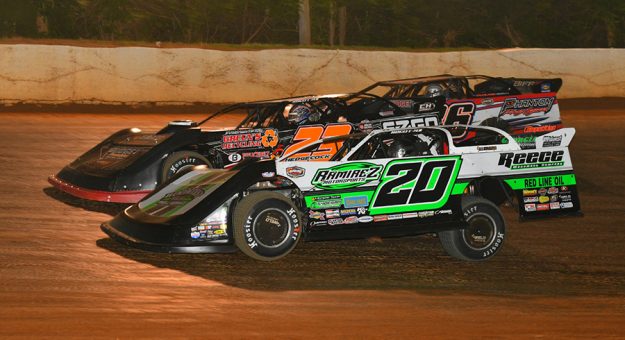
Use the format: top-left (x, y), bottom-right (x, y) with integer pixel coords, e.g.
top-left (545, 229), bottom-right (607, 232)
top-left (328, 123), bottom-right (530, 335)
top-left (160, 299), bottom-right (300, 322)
top-left (49, 94), bottom-right (444, 203)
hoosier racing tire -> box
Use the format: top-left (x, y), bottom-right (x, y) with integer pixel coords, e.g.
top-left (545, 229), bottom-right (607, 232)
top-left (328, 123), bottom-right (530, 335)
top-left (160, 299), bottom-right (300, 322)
top-left (161, 151), bottom-right (211, 182)
top-left (233, 191), bottom-right (302, 261)
top-left (438, 196), bottom-right (506, 261)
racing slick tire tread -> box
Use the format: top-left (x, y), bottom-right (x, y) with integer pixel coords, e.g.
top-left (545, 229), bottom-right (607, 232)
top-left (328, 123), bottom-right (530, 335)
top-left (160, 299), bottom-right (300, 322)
top-left (233, 191), bottom-right (302, 261)
top-left (161, 151), bottom-right (211, 182)
top-left (438, 196), bottom-right (506, 261)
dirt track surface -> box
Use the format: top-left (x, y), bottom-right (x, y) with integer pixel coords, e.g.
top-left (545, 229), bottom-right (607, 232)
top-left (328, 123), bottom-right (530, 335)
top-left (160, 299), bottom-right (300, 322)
top-left (1, 106), bottom-right (625, 338)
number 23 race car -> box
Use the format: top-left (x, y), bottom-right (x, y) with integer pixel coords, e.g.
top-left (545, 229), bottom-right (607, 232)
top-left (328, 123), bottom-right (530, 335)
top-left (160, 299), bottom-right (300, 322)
top-left (101, 124), bottom-right (581, 261)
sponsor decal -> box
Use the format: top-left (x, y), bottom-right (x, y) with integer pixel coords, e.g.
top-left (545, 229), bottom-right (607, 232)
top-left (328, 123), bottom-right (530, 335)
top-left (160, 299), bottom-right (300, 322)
top-left (418, 210), bottom-right (434, 218)
top-left (513, 135), bottom-right (536, 147)
top-left (547, 187), bottom-right (559, 194)
top-left (419, 102), bottom-right (436, 111)
top-left (525, 204), bottom-right (536, 212)
top-left (262, 171), bottom-right (275, 178)
top-left (312, 162), bottom-right (383, 190)
top-left (560, 186), bottom-right (569, 192)
top-left (550, 195), bottom-right (558, 202)
top-left (523, 196), bottom-right (539, 203)
top-left (481, 98), bottom-right (494, 105)
top-left (309, 210), bottom-right (325, 220)
top-left (344, 216), bottom-right (359, 224)
top-left (550, 202), bottom-right (561, 210)
top-left (358, 216), bottom-right (374, 223)
top-left (328, 218), bottom-right (344, 226)
top-left (514, 80), bottom-right (537, 87)
top-left (388, 214), bottom-right (403, 220)
top-left (559, 194), bottom-right (572, 202)
top-left (543, 135), bottom-right (562, 147)
top-left (508, 175), bottom-right (574, 190)
top-left (402, 212), bottom-right (419, 219)
top-left (311, 220), bottom-right (328, 227)
top-left (241, 151), bottom-right (271, 159)
top-left (228, 153), bottom-right (242, 163)
top-left (222, 129), bottom-right (277, 150)
top-left (541, 83), bottom-right (551, 92)
top-left (373, 215), bottom-right (388, 222)
top-left (286, 166), bottom-right (305, 178)
top-left (498, 151), bottom-right (565, 170)
top-left (261, 129), bottom-right (278, 148)
top-left (500, 97), bottom-right (555, 116)
top-left (560, 202), bottom-right (574, 209)
top-left (102, 146), bottom-right (143, 159)
top-left (309, 195), bottom-right (342, 209)
top-left (191, 231), bottom-right (201, 239)
top-left (325, 209), bottom-right (340, 218)
top-left (381, 116), bottom-right (439, 129)
top-left (340, 208), bottom-right (357, 216)
top-left (523, 189), bottom-right (537, 196)
top-left (435, 209), bottom-right (453, 215)
top-left (477, 146), bottom-right (497, 152)
top-left (538, 196), bottom-right (550, 203)
top-left (356, 207), bottom-right (368, 215)
top-left (523, 125), bottom-right (559, 134)
top-left (538, 188), bottom-right (548, 196)
top-left (537, 203), bottom-right (550, 211)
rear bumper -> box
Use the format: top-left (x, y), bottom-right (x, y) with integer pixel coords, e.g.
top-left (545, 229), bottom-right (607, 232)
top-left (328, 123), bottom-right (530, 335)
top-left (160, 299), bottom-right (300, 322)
top-left (101, 221), bottom-right (237, 254)
top-left (48, 174), bottom-right (150, 203)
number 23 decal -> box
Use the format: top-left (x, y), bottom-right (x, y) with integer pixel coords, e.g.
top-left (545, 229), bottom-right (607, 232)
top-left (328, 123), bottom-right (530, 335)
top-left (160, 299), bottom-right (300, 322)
top-left (283, 123), bottom-right (352, 162)
top-left (369, 157), bottom-right (462, 215)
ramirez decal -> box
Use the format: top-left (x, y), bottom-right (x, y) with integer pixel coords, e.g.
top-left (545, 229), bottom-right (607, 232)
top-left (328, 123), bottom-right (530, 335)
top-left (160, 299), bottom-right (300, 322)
top-left (312, 162), bottom-right (383, 190)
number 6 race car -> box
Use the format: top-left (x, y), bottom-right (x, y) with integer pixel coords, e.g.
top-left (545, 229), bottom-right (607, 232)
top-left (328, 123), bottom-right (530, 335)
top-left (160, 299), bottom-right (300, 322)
top-left (101, 124), bottom-right (581, 261)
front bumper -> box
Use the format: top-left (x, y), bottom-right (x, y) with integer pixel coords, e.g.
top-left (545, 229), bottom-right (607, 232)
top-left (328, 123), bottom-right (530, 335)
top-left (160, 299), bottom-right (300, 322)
top-left (48, 174), bottom-right (150, 203)
top-left (101, 219), bottom-right (237, 254)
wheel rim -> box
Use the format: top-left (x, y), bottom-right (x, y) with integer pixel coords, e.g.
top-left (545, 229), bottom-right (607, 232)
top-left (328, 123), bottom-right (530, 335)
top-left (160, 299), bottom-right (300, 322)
top-left (252, 208), bottom-right (292, 248)
top-left (462, 212), bottom-right (496, 250)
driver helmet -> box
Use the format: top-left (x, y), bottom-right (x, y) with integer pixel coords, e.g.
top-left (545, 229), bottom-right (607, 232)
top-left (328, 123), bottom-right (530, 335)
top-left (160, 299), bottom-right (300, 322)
top-left (386, 135), bottom-right (430, 158)
top-left (425, 84), bottom-right (444, 98)
top-left (288, 104), bottom-right (313, 125)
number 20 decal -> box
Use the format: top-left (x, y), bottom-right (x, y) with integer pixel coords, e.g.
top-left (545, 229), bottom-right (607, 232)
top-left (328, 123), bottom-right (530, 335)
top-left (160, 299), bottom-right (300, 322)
top-left (369, 157), bottom-right (462, 215)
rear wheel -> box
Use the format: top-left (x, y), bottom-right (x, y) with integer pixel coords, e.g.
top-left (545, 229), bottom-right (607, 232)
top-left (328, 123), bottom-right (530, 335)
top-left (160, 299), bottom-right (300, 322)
top-left (233, 191), bottom-right (302, 261)
top-left (438, 196), bottom-right (506, 261)
top-left (161, 151), bottom-right (211, 182)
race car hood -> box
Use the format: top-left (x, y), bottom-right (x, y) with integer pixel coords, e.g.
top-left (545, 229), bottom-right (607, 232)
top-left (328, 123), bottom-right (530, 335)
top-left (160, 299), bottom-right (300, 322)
top-left (55, 127), bottom-right (203, 192)
top-left (101, 160), bottom-right (276, 251)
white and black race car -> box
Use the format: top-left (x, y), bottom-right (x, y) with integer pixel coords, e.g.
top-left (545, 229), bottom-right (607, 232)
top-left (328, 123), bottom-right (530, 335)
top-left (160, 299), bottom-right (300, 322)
top-left (101, 124), bottom-right (581, 261)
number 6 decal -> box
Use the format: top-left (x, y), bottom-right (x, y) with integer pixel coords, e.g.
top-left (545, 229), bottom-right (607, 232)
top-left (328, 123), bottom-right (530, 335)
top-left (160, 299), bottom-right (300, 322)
top-left (369, 156), bottom-right (462, 215)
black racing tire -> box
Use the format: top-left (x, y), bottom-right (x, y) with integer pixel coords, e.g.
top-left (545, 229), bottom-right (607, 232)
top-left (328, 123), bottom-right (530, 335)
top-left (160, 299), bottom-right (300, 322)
top-left (161, 151), bottom-right (211, 182)
top-left (480, 117), bottom-right (510, 132)
top-left (438, 196), bottom-right (506, 261)
top-left (233, 191), bottom-right (302, 261)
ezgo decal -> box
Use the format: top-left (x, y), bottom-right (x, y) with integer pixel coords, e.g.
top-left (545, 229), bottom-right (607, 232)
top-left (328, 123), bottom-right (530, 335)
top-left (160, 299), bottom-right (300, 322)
top-left (369, 156), bottom-right (462, 215)
top-left (311, 162), bottom-right (383, 190)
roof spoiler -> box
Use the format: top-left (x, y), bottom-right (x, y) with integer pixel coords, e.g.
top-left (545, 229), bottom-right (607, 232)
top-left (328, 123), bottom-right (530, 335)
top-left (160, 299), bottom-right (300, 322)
top-left (535, 128), bottom-right (575, 148)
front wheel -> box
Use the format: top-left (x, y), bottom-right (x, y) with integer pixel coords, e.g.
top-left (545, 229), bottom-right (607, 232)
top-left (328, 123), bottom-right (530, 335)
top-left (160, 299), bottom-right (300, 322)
top-left (438, 196), bottom-right (506, 261)
top-left (161, 151), bottom-right (211, 182)
top-left (233, 191), bottom-right (302, 261)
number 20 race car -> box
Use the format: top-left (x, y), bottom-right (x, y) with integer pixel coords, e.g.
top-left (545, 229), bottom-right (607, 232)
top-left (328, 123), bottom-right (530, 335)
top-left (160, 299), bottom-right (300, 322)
top-left (101, 124), bottom-right (581, 261)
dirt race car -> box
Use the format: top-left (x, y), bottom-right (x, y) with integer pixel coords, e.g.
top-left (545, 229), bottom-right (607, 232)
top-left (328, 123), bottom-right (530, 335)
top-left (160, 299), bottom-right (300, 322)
top-left (101, 124), bottom-right (581, 261)
top-left (350, 74), bottom-right (564, 147)
top-left (49, 94), bottom-right (444, 203)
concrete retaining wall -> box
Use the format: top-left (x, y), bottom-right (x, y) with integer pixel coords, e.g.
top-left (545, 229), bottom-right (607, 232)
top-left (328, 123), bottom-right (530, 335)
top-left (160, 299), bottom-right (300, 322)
top-left (0, 44), bottom-right (623, 104)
